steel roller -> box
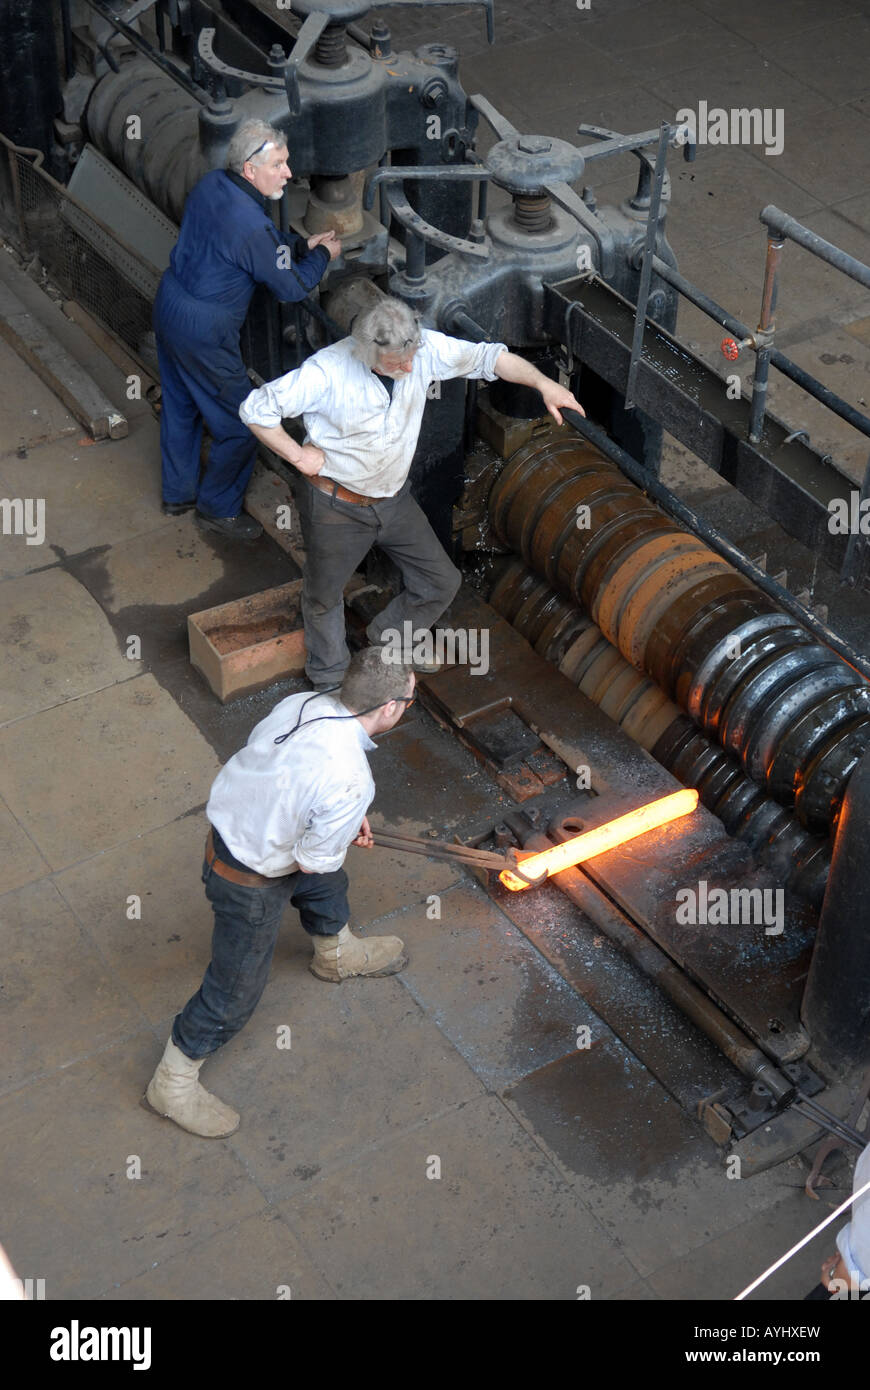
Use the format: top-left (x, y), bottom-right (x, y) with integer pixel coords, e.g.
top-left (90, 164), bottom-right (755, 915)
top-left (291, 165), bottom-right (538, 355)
top-left (489, 435), bottom-right (870, 835)
top-left (488, 557), bottom-right (831, 905)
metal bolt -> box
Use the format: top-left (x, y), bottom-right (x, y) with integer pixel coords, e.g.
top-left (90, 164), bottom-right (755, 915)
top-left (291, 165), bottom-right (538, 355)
top-left (517, 136), bottom-right (552, 155)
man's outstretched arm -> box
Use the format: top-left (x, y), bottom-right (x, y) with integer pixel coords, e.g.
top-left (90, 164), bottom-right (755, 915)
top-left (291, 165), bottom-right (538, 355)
top-left (493, 351), bottom-right (585, 425)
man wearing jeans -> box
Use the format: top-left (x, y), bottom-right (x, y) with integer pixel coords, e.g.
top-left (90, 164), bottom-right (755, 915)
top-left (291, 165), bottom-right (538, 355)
top-left (143, 648), bottom-right (414, 1138)
top-left (239, 296), bottom-right (584, 688)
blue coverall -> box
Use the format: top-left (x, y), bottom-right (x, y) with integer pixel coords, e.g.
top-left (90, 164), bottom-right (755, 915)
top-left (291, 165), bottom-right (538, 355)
top-left (153, 168), bottom-right (329, 517)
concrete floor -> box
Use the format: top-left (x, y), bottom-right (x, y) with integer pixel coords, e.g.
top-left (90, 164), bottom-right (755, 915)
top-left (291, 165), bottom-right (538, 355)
top-left (2, 0), bottom-right (870, 1302)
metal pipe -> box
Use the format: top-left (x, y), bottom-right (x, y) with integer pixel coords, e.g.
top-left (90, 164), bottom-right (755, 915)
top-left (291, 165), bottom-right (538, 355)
top-left (61, 0), bottom-right (75, 80)
top-left (761, 205), bottom-right (870, 292)
top-left (561, 409), bottom-right (870, 683)
top-left (625, 123), bottom-right (670, 411)
top-left (650, 254), bottom-right (870, 444)
top-left (802, 748), bottom-right (870, 1077)
top-left (840, 449), bottom-right (870, 588)
top-left (748, 234), bottom-right (783, 444)
top-left (796, 1095), bottom-right (868, 1149)
top-left (404, 231), bottom-right (426, 283)
top-left (447, 308), bottom-right (489, 341)
top-left (79, 0), bottom-right (210, 104)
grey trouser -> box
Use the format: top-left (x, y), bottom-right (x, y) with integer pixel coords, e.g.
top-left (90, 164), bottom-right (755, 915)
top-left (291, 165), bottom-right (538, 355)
top-left (295, 474), bottom-right (461, 686)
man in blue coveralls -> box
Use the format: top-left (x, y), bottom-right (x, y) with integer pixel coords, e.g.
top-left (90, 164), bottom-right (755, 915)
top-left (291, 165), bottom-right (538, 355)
top-left (153, 118), bottom-right (340, 540)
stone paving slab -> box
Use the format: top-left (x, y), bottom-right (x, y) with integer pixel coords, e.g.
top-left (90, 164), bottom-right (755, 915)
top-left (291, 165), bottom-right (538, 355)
top-left (345, 839), bottom-right (463, 929)
top-left (645, 1186), bottom-right (844, 1301)
top-left (645, 46), bottom-right (835, 122)
top-left (758, 15), bottom-right (870, 106)
top-left (66, 514), bottom-right (294, 669)
top-left (277, 1093), bottom-right (637, 1300)
top-left (461, 36), bottom-right (635, 128)
top-left (502, 1039), bottom-right (800, 1278)
top-left (690, 0), bottom-right (860, 46)
top-left (742, 102), bottom-right (870, 208)
top-left (0, 876), bottom-right (145, 1092)
top-left (0, 432), bottom-right (172, 579)
top-left (198, 973), bottom-right (486, 1205)
top-left (583, 0), bottom-right (752, 79)
top-left (0, 794), bottom-right (48, 896)
top-left (96, 1208), bottom-right (336, 1301)
top-left (0, 674), bottom-right (220, 870)
top-left (0, 1035), bottom-right (265, 1300)
top-left (390, 881), bottom-right (603, 1091)
top-left (53, 812), bottom-right (217, 1027)
top-left (0, 567), bottom-right (139, 723)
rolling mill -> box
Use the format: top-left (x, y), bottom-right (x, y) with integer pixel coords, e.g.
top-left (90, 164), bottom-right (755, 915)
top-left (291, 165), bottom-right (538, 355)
top-left (1, 0), bottom-right (869, 1184)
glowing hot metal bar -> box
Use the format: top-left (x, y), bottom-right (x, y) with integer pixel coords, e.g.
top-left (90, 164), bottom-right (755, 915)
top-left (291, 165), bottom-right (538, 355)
top-left (499, 789), bottom-right (700, 891)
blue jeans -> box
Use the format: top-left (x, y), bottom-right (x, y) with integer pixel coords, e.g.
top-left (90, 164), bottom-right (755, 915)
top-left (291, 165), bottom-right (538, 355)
top-left (172, 828), bottom-right (350, 1060)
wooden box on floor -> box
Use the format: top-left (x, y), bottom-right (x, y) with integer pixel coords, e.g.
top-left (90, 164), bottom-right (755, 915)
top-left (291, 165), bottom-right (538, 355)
top-left (187, 580), bottom-right (306, 702)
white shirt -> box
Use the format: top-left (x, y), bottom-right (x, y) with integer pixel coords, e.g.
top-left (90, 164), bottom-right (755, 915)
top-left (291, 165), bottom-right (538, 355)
top-left (239, 329), bottom-right (507, 497)
top-left (837, 1141), bottom-right (870, 1284)
top-left (206, 692), bottom-right (377, 876)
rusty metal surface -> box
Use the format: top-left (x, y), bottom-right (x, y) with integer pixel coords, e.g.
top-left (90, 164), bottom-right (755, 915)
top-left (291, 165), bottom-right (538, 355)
top-left (420, 589), bottom-right (815, 1061)
top-left (489, 557), bottom-right (831, 906)
top-left (489, 435), bottom-right (870, 832)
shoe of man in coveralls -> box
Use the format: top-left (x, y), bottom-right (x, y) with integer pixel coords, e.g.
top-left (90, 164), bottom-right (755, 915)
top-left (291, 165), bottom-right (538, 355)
top-left (153, 167), bottom-right (329, 518)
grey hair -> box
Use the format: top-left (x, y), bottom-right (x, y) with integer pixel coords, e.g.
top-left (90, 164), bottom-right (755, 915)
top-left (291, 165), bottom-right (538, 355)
top-left (226, 120), bottom-right (286, 174)
top-left (352, 298), bottom-right (422, 368)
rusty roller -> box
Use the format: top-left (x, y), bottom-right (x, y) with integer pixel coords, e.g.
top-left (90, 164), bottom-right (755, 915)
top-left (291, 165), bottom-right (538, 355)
top-left (489, 437), bottom-right (870, 835)
top-left (489, 557), bottom-right (831, 905)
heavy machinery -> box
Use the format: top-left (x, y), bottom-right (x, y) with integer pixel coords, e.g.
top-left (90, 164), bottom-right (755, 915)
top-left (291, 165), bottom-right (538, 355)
top-left (1, 0), bottom-right (868, 1172)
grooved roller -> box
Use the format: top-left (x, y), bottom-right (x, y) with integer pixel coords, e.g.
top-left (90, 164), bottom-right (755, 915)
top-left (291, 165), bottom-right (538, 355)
top-left (489, 437), bottom-right (870, 833)
top-left (489, 557), bottom-right (831, 906)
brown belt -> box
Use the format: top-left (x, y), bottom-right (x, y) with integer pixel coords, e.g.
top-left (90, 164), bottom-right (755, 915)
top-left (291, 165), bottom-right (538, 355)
top-left (205, 827), bottom-right (277, 887)
top-left (308, 474), bottom-right (374, 507)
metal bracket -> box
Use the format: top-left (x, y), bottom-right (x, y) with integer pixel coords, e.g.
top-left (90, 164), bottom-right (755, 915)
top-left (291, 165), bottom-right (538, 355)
top-left (625, 123), bottom-right (671, 411)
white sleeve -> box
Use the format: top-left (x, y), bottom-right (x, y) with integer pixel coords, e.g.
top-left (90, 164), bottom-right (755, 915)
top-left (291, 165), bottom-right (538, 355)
top-left (422, 329), bottom-right (507, 383)
top-left (289, 776), bottom-right (374, 874)
top-left (239, 358), bottom-right (330, 428)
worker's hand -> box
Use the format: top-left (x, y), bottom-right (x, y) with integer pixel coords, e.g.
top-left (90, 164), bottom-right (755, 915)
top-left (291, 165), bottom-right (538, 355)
top-left (821, 1252), bottom-right (848, 1291)
top-left (293, 444), bottom-right (326, 476)
top-left (353, 816), bottom-right (374, 848)
top-left (308, 230), bottom-right (342, 261)
top-left (539, 380), bottom-right (585, 426)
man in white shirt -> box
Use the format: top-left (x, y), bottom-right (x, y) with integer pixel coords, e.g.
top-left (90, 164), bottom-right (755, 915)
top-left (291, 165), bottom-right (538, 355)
top-left (239, 296), bottom-right (584, 689)
top-left (143, 647), bottom-right (415, 1138)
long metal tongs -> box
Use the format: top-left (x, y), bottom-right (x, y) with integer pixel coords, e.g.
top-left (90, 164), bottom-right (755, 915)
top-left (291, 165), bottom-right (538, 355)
top-left (370, 826), bottom-right (541, 881)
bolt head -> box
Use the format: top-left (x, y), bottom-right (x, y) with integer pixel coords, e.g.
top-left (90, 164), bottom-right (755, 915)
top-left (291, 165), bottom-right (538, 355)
top-left (517, 136), bottom-right (552, 155)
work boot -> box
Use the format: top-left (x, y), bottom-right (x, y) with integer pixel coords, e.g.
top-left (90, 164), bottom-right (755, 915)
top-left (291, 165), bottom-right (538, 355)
top-left (309, 924), bottom-right (407, 982)
top-left (195, 511), bottom-right (263, 541)
top-left (162, 498), bottom-right (195, 516)
top-left (142, 1036), bottom-right (240, 1138)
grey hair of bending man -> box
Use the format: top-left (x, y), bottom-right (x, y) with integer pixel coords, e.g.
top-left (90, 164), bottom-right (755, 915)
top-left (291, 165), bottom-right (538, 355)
top-left (225, 120), bottom-right (286, 175)
top-left (352, 298), bottom-right (423, 369)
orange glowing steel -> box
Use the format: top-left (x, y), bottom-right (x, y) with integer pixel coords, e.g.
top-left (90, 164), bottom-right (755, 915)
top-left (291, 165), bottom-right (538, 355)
top-left (499, 788), bottom-right (700, 891)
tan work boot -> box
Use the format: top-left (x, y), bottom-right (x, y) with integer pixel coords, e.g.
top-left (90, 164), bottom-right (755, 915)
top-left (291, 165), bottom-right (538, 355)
top-left (142, 1037), bottom-right (240, 1138)
top-left (309, 924), bottom-right (407, 982)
